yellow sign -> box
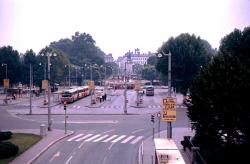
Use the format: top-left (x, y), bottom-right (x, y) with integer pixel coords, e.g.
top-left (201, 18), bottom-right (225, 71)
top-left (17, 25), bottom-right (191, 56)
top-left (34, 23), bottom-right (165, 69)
top-left (42, 80), bottom-right (48, 90)
top-left (162, 97), bottom-right (176, 122)
top-left (86, 80), bottom-right (95, 90)
top-left (134, 80), bottom-right (141, 91)
top-left (3, 79), bottom-right (9, 88)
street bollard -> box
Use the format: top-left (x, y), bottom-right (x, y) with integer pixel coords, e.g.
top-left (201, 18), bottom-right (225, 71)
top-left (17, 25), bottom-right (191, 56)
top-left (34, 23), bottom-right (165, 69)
top-left (40, 124), bottom-right (47, 136)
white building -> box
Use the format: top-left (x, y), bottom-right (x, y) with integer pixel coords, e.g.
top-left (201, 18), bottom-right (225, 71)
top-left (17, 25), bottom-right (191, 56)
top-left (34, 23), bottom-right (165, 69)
top-left (104, 53), bottom-right (114, 63)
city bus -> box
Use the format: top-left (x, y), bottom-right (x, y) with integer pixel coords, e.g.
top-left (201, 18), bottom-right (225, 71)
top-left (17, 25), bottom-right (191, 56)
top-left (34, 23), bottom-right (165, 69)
top-left (145, 85), bottom-right (154, 96)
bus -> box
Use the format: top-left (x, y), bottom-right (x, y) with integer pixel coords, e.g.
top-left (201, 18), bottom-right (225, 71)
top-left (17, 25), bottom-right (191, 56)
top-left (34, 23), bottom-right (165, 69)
top-left (61, 86), bottom-right (90, 103)
top-left (145, 85), bottom-right (154, 96)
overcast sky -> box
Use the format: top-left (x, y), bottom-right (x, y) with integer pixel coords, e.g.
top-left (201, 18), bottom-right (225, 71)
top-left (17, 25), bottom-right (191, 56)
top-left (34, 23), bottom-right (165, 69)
top-left (0, 0), bottom-right (249, 59)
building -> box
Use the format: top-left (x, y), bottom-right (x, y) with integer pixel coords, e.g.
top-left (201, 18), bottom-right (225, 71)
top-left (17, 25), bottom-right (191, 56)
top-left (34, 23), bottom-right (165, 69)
top-left (115, 49), bottom-right (154, 76)
top-left (104, 53), bottom-right (114, 63)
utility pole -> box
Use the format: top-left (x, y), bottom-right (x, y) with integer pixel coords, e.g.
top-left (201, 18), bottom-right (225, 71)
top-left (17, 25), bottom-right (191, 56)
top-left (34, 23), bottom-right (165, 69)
top-left (167, 52), bottom-right (172, 138)
top-left (29, 64), bottom-right (32, 115)
top-left (47, 54), bottom-right (52, 131)
top-left (124, 62), bottom-right (127, 114)
top-left (68, 65), bottom-right (71, 87)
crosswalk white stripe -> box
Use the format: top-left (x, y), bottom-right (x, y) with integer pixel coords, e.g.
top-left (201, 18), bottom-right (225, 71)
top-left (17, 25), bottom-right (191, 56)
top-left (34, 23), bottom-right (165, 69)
top-left (111, 135), bottom-right (126, 143)
top-left (93, 135), bottom-right (109, 142)
top-left (102, 135), bottom-right (118, 142)
top-left (85, 134), bottom-right (101, 142)
top-left (77, 106), bottom-right (80, 109)
top-left (67, 134), bottom-right (84, 141)
top-left (75, 134), bottom-right (93, 141)
top-left (121, 136), bottom-right (135, 143)
top-left (130, 136), bottom-right (144, 144)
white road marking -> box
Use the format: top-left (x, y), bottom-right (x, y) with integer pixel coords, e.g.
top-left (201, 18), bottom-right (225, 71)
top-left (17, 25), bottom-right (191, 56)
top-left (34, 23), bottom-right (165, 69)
top-left (65, 155), bottom-right (73, 164)
top-left (75, 134), bottom-right (93, 141)
top-left (102, 129), bottom-right (115, 134)
top-left (111, 135), bottom-right (126, 143)
top-left (108, 143), bottom-right (115, 150)
top-left (77, 106), bottom-right (80, 109)
top-left (85, 134), bottom-right (101, 142)
top-left (49, 151), bottom-right (60, 162)
top-left (93, 135), bottom-right (109, 142)
top-left (132, 129), bottom-right (144, 134)
top-left (102, 135), bottom-right (118, 142)
top-left (130, 136), bottom-right (144, 144)
top-left (121, 136), bottom-right (135, 143)
top-left (67, 134), bottom-right (84, 141)
top-left (78, 142), bottom-right (85, 149)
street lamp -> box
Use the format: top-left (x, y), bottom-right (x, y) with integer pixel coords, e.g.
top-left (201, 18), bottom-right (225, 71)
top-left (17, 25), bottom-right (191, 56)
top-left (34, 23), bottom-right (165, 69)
top-left (39, 62), bottom-right (47, 105)
top-left (124, 60), bottom-right (132, 114)
top-left (1, 63), bottom-right (7, 79)
top-left (65, 65), bottom-right (71, 88)
top-left (156, 51), bottom-right (172, 138)
top-left (41, 52), bottom-right (57, 131)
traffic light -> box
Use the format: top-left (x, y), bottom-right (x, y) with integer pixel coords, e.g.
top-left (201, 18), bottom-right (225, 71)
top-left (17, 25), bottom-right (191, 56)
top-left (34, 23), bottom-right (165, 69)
top-left (151, 114), bottom-right (155, 123)
top-left (64, 101), bottom-right (67, 110)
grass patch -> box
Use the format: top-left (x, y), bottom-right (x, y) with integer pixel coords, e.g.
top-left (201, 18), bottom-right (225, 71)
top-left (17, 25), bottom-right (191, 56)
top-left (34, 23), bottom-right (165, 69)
top-left (0, 133), bottom-right (42, 164)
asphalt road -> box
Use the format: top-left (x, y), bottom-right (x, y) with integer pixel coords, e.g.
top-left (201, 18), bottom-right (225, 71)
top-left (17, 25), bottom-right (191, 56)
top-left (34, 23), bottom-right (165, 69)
top-left (0, 88), bottom-right (189, 164)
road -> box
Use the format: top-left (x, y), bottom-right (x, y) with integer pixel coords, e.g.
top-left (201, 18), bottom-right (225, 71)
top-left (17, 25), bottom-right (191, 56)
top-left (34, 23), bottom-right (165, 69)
top-left (0, 88), bottom-right (189, 164)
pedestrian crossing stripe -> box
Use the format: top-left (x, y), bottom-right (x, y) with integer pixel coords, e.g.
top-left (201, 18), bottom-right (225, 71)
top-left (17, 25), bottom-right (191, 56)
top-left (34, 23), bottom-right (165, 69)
top-left (67, 134), bottom-right (143, 144)
top-left (102, 135), bottom-right (118, 142)
top-left (75, 134), bottom-right (93, 141)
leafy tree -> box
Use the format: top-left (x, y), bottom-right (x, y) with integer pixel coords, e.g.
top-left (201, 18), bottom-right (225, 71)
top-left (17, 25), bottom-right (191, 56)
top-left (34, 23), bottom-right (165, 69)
top-left (147, 56), bottom-right (157, 65)
top-left (22, 49), bottom-right (40, 86)
top-left (188, 27), bottom-right (250, 163)
top-left (132, 64), bottom-right (143, 79)
top-left (141, 65), bottom-right (157, 83)
top-left (50, 32), bottom-right (105, 67)
top-left (0, 46), bottom-right (21, 85)
top-left (156, 34), bottom-right (214, 94)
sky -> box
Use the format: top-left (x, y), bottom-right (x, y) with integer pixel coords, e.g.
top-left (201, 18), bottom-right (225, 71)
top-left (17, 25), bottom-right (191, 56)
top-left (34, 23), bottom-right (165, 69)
top-left (0, 0), bottom-right (249, 60)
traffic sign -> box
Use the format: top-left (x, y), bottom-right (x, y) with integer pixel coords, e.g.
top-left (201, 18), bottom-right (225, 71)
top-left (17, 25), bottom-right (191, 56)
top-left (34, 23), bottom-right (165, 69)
top-left (3, 79), bottom-right (9, 88)
top-left (134, 80), bottom-right (141, 91)
top-left (162, 97), bottom-right (176, 122)
top-left (42, 80), bottom-right (48, 90)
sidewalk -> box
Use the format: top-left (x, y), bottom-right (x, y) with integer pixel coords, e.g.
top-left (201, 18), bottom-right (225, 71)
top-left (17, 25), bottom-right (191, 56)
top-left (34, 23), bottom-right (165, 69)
top-left (6, 128), bottom-right (74, 164)
top-left (142, 128), bottom-right (194, 164)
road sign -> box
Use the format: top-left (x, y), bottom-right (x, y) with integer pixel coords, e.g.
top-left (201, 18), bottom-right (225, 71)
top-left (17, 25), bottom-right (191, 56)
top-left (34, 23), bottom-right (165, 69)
top-left (134, 80), bottom-right (141, 91)
top-left (87, 80), bottom-right (95, 90)
top-left (3, 79), bottom-right (9, 88)
top-left (42, 80), bottom-right (48, 90)
top-left (162, 97), bottom-right (176, 122)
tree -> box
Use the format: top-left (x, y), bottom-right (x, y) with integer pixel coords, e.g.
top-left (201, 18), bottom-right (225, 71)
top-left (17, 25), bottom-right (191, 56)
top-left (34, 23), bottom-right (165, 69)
top-left (0, 46), bottom-right (21, 85)
top-left (50, 32), bottom-right (105, 67)
top-left (132, 64), bottom-right (143, 79)
top-left (188, 27), bottom-right (250, 163)
top-left (156, 34), bottom-right (214, 94)
top-left (141, 65), bottom-right (158, 83)
top-left (147, 56), bottom-right (157, 65)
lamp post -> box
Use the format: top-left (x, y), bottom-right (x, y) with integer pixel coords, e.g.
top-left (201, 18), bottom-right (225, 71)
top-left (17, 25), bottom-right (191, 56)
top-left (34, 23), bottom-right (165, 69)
top-left (41, 52), bottom-right (57, 131)
top-left (65, 65), bottom-right (71, 88)
top-left (124, 62), bottom-right (128, 114)
top-left (1, 63), bottom-right (7, 79)
top-left (156, 51), bottom-right (172, 138)
top-left (40, 62), bottom-right (47, 105)
top-left (1, 63), bottom-right (7, 95)
top-left (29, 64), bottom-right (33, 115)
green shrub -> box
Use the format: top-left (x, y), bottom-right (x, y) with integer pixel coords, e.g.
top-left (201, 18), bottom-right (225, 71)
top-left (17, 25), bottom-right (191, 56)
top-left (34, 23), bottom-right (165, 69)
top-left (0, 142), bottom-right (19, 159)
top-left (0, 131), bottom-right (13, 141)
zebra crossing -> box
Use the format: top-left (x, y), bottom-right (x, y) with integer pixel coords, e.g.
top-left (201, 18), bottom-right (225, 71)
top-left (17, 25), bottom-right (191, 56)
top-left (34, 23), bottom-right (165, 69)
top-left (67, 133), bottom-right (144, 145)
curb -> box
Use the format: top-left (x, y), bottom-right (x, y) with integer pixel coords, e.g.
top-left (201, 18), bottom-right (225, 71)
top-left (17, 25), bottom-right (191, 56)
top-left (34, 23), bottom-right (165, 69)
top-left (27, 130), bottom-right (75, 164)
